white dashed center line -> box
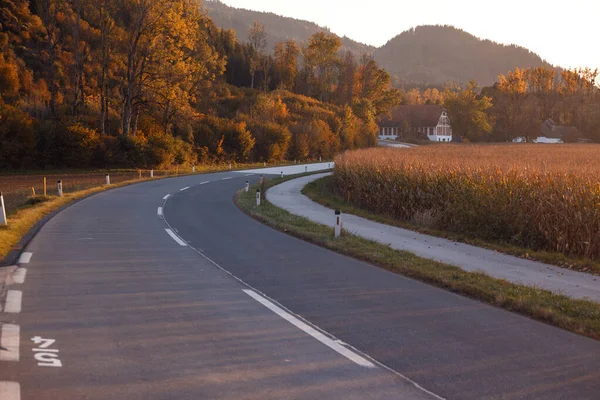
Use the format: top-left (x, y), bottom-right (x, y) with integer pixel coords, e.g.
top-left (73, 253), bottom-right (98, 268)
top-left (221, 177), bottom-right (233, 181)
top-left (242, 289), bottom-right (375, 369)
top-left (180, 187), bottom-right (190, 191)
top-left (163, 194), bottom-right (171, 200)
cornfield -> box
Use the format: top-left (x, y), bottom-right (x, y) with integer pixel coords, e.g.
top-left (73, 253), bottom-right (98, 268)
top-left (333, 145), bottom-right (600, 261)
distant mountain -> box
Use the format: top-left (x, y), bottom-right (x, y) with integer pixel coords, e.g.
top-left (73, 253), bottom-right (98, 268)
top-left (205, 1), bottom-right (554, 87)
top-left (375, 26), bottom-right (555, 86)
top-left (204, 0), bottom-right (374, 55)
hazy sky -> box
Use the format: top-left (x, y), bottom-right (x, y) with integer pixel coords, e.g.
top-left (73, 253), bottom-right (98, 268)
top-left (219, 0), bottom-right (599, 71)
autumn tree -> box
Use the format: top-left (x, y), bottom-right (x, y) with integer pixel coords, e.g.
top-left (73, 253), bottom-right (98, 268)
top-left (273, 39), bottom-right (299, 90)
top-left (248, 20), bottom-right (266, 89)
top-left (302, 32), bottom-right (341, 102)
top-left (355, 54), bottom-right (401, 117)
top-left (443, 80), bottom-right (493, 142)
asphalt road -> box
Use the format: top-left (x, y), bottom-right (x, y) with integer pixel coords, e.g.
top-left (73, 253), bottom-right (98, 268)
top-left (2, 168), bottom-right (600, 400)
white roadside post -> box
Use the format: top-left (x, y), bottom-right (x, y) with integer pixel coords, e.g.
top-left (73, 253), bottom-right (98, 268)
top-left (0, 192), bottom-right (7, 226)
top-left (334, 210), bottom-right (342, 238)
top-left (280, 171), bottom-right (284, 178)
top-left (150, 169), bottom-right (154, 178)
top-left (192, 166), bottom-right (195, 173)
top-left (256, 189), bottom-right (261, 206)
top-left (305, 166), bottom-right (308, 172)
top-left (229, 163), bottom-right (232, 170)
top-left (319, 156), bottom-right (322, 162)
top-left (57, 180), bottom-right (63, 197)
top-left (105, 174), bottom-right (111, 185)
top-left (245, 181), bottom-right (249, 192)
top-left (260, 175), bottom-right (264, 185)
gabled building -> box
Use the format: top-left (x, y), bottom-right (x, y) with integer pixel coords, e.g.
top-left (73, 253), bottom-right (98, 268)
top-left (513, 119), bottom-right (581, 144)
top-left (377, 105), bottom-right (453, 142)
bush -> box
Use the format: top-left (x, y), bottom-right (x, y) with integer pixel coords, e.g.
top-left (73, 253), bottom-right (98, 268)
top-left (0, 101), bottom-right (36, 168)
top-left (246, 120), bottom-right (291, 162)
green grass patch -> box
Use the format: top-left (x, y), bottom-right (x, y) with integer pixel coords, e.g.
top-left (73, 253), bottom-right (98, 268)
top-left (236, 176), bottom-right (600, 341)
top-left (303, 175), bottom-right (600, 276)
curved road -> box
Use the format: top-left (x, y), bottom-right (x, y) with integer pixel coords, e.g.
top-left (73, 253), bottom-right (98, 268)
top-left (1, 167), bottom-right (600, 400)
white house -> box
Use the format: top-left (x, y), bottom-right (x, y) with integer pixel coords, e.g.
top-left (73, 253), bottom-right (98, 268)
top-left (377, 105), bottom-right (453, 142)
top-left (512, 119), bottom-right (581, 144)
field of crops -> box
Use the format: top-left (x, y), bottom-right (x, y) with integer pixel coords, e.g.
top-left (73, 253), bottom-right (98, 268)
top-left (333, 145), bottom-right (600, 261)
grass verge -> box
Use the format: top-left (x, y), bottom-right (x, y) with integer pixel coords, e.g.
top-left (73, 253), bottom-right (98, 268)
top-left (303, 175), bottom-right (600, 276)
top-left (235, 176), bottom-right (600, 341)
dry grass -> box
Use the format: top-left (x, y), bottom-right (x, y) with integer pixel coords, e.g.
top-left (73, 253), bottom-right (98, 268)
top-left (334, 145), bottom-right (600, 261)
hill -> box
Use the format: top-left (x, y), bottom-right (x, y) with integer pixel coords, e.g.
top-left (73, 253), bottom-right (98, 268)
top-left (206, 1), bottom-right (554, 86)
top-left (375, 25), bottom-right (555, 86)
top-left (204, 0), bottom-right (374, 55)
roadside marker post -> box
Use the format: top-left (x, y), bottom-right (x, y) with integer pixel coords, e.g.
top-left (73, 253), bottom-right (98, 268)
top-left (256, 189), bottom-right (261, 206)
top-left (305, 166), bottom-right (308, 172)
top-left (105, 174), bottom-right (110, 185)
top-left (281, 171), bottom-right (284, 178)
top-left (264, 162), bottom-right (266, 167)
top-left (43, 177), bottom-right (47, 196)
top-left (334, 210), bottom-right (342, 238)
top-left (31, 187), bottom-right (36, 196)
top-left (0, 192), bottom-right (7, 226)
top-left (192, 166), bottom-right (195, 173)
top-left (150, 169), bottom-right (154, 178)
top-left (245, 181), bottom-right (249, 192)
top-left (260, 175), bottom-right (264, 185)
top-left (57, 180), bottom-right (63, 197)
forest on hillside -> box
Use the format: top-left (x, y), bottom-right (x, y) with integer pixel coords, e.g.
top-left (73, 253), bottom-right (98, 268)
top-left (204, 2), bottom-right (554, 87)
top-left (0, 0), bottom-right (399, 170)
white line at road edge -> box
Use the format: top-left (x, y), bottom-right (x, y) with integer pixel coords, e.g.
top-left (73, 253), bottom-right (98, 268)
top-left (243, 289), bottom-right (375, 368)
top-left (163, 194), bottom-right (171, 200)
top-left (165, 229), bottom-right (187, 247)
top-left (12, 268), bottom-right (26, 284)
top-left (157, 207), bottom-right (163, 217)
top-left (200, 181), bottom-right (210, 185)
top-left (0, 324), bottom-right (20, 361)
top-left (221, 177), bottom-right (233, 180)
top-left (180, 187), bottom-right (190, 191)
top-left (0, 382), bottom-right (20, 400)
top-left (17, 252), bottom-right (32, 264)
top-left (4, 291), bottom-right (22, 313)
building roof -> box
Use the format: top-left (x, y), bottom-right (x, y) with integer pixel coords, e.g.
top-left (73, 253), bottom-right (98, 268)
top-left (539, 119), bottom-right (580, 139)
top-left (379, 105), bottom-right (445, 128)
